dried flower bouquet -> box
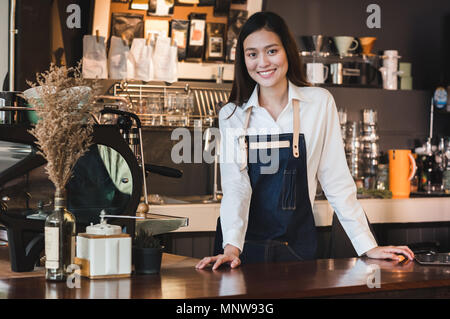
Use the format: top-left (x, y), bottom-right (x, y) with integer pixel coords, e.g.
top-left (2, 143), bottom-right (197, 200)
top-left (25, 62), bottom-right (102, 193)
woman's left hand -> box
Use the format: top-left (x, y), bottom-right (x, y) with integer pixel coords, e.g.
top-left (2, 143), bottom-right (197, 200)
top-left (365, 245), bottom-right (415, 261)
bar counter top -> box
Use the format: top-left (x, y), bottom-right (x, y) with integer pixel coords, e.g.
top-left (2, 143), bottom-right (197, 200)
top-left (148, 196), bottom-right (450, 232)
top-left (0, 247), bottom-right (449, 299)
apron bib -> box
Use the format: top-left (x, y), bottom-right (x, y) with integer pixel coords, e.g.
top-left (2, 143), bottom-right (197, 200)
top-left (214, 99), bottom-right (317, 263)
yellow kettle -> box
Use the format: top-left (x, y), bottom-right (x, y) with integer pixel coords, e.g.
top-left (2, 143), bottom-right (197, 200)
top-left (388, 149), bottom-right (417, 198)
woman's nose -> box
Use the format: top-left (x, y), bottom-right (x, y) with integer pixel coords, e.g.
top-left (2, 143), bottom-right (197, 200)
top-left (258, 54), bottom-right (270, 67)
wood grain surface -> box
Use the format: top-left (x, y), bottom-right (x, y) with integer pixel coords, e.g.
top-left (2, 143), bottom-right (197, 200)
top-left (0, 247), bottom-right (449, 299)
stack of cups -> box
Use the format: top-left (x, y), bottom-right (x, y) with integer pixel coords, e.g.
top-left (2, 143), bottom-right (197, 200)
top-left (345, 121), bottom-right (361, 180)
top-left (360, 109), bottom-right (379, 189)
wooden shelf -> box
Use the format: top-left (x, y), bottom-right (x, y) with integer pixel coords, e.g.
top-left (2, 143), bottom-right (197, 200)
top-left (177, 61), bottom-right (234, 81)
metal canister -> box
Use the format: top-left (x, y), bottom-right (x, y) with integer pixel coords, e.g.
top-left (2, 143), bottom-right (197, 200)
top-left (0, 98), bottom-right (5, 124)
top-left (330, 63), bottom-right (343, 84)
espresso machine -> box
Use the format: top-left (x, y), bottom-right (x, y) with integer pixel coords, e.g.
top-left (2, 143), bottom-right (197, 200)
top-left (0, 103), bottom-right (182, 272)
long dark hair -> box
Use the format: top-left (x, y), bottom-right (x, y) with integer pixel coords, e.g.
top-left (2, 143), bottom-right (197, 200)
top-left (225, 11), bottom-right (309, 116)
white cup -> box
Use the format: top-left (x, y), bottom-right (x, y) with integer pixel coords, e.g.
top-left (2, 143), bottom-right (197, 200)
top-left (307, 63), bottom-right (329, 84)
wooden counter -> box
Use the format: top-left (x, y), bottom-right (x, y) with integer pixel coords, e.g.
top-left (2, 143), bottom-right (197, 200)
top-left (0, 248), bottom-right (449, 299)
top-left (149, 197), bottom-right (450, 232)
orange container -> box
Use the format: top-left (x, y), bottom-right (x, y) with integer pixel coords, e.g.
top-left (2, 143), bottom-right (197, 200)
top-left (388, 149), bottom-right (417, 198)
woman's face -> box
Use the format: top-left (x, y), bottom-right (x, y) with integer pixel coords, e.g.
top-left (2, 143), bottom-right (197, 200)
top-left (243, 29), bottom-right (288, 90)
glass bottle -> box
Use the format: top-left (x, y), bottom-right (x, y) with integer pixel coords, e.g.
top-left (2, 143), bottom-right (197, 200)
top-left (433, 137), bottom-right (445, 191)
top-left (443, 138), bottom-right (450, 193)
top-left (436, 137), bottom-right (446, 171)
top-left (45, 188), bottom-right (76, 281)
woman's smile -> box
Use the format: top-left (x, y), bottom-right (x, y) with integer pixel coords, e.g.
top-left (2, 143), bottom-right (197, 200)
top-left (257, 69), bottom-right (276, 78)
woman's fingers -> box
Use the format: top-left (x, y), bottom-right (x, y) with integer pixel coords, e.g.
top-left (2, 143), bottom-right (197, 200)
top-left (195, 256), bottom-right (219, 269)
top-left (195, 254), bottom-right (241, 270)
top-left (366, 245), bottom-right (415, 261)
top-left (212, 256), bottom-right (228, 270)
top-left (212, 255), bottom-right (241, 270)
top-left (384, 246), bottom-right (415, 260)
top-left (230, 257), bottom-right (241, 268)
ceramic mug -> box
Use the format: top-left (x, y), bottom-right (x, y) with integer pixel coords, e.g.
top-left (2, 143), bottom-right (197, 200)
top-left (306, 63), bottom-right (329, 84)
top-left (333, 36), bottom-right (359, 56)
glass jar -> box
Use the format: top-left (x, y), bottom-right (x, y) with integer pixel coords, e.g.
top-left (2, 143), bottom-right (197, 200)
top-left (376, 164), bottom-right (389, 191)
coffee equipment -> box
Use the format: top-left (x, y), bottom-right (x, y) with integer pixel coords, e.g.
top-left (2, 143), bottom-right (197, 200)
top-left (75, 210), bottom-right (145, 279)
top-left (399, 62), bottom-right (413, 90)
top-left (333, 36), bottom-right (359, 57)
top-left (388, 149), bottom-right (417, 198)
top-left (330, 63), bottom-right (343, 85)
top-left (299, 35), bottom-right (333, 57)
top-left (358, 62), bottom-right (379, 86)
top-left (379, 50), bottom-right (403, 90)
top-left (359, 37), bottom-right (376, 56)
top-left (360, 109), bottom-right (379, 189)
top-left (342, 62), bottom-right (361, 84)
top-left (0, 91), bottom-right (28, 124)
top-left (345, 121), bottom-right (362, 180)
top-left (306, 63), bottom-right (329, 84)
top-left (0, 106), bottom-right (183, 272)
top-left (338, 108), bottom-right (347, 141)
top-left (419, 98), bottom-right (444, 193)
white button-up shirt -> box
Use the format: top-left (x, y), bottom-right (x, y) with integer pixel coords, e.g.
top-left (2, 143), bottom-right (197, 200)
top-left (218, 81), bottom-right (378, 256)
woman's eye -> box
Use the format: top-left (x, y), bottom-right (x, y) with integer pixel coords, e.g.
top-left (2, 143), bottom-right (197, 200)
top-left (247, 52), bottom-right (256, 58)
top-left (268, 49), bottom-right (277, 55)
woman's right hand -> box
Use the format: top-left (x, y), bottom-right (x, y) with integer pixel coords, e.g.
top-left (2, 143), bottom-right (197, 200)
top-left (195, 244), bottom-right (241, 270)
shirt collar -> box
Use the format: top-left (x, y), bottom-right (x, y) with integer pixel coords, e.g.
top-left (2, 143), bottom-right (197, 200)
top-left (242, 80), bottom-right (310, 111)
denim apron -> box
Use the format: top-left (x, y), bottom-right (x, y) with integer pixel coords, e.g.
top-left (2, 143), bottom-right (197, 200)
top-left (214, 99), bottom-right (317, 263)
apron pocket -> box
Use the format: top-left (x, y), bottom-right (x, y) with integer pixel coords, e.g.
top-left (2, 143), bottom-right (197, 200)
top-left (241, 240), bottom-right (303, 263)
top-left (281, 169), bottom-right (297, 210)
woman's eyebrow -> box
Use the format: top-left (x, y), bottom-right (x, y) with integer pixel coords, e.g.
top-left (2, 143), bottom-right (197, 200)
top-left (244, 43), bottom-right (279, 52)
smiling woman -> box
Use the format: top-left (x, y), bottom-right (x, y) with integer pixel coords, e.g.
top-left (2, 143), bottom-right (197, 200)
top-left (195, 11), bottom-right (415, 271)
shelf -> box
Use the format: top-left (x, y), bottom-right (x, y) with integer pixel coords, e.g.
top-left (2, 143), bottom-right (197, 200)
top-left (177, 62), bottom-right (234, 82)
top-left (301, 53), bottom-right (381, 64)
top-left (321, 85), bottom-right (430, 94)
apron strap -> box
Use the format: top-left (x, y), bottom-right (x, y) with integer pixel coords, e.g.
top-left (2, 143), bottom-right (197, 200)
top-left (292, 99), bottom-right (300, 158)
top-left (239, 106), bottom-right (253, 171)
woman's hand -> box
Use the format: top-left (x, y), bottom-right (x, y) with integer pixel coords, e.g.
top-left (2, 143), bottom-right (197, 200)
top-left (195, 244), bottom-right (241, 270)
top-left (365, 245), bottom-right (415, 261)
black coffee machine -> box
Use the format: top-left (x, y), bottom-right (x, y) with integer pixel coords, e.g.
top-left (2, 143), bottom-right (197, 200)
top-left (0, 108), bottom-right (182, 272)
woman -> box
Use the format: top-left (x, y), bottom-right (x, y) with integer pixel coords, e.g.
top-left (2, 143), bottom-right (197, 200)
top-left (196, 11), bottom-right (414, 270)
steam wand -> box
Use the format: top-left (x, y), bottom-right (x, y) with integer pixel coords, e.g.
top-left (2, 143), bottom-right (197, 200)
top-left (426, 97), bottom-right (434, 155)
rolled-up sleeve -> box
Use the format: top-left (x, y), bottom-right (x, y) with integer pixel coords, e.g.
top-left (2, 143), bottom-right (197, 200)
top-left (218, 105), bottom-right (252, 253)
top-left (316, 93), bottom-right (378, 256)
